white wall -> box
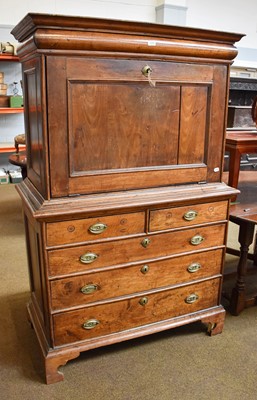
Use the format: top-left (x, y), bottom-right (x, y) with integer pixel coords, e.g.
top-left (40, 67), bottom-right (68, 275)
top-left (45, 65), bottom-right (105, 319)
top-left (186, 0), bottom-right (257, 49)
top-left (0, 0), bottom-right (157, 29)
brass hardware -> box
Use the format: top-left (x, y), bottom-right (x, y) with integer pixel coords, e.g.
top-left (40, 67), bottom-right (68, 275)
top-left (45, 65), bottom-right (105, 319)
top-left (187, 262), bottom-right (201, 273)
top-left (141, 238), bottom-right (151, 248)
top-left (141, 265), bottom-right (149, 274)
top-left (141, 65), bottom-right (152, 77)
top-left (190, 235), bottom-right (204, 246)
top-left (89, 222), bottom-right (107, 235)
top-left (80, 252), bottom-right (98, 264)
top-left (183, 210), bottom-right (198, 221)
top-left (80, 283), bottom-right (99, 294)
top-left (82, 319), bottom-right (100, 330)
top-left (185, 293), bottom-right (199, 304)
top-left (139, 297), bottom-right (148, 306)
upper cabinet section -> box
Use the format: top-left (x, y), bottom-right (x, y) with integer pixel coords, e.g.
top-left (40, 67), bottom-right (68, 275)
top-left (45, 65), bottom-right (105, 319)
top-left (12, 14), bottom-right (244, 199)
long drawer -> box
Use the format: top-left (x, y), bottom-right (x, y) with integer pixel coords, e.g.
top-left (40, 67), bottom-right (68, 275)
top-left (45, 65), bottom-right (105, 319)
top-left (48, 224), bottom-right (226, 276)
top-left (53, 278), bottom-right (220, 346)
top-left (50, 248), bottom-right (223, 310)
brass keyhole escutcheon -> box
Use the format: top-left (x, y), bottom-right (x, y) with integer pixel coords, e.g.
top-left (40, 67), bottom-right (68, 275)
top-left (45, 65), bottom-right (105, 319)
top-left (141, 238), bottom-right (151, 248)
top-left (141, 265), bottom-right (149, 274)
top-left (141, 65), bottom-right (152, 77)
top-left (139, 297), bottom-right (148, 306)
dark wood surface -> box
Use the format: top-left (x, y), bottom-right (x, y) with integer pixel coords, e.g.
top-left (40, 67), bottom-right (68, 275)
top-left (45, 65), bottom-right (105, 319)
top-left (224, 171), bottom-right (257, 315)
top-left (225, 130), bottom-right (257, 195)
top-left (8, 151), bottom-right (27, 178)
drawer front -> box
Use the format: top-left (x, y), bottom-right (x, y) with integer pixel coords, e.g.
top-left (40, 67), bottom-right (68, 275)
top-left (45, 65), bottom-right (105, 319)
top-left (50, 249), bottom-right (223, 310)
top-left (46, 212), bottom-right (145, 246)
top-left (149, 201), bottom-right (228, 232)
top-left (48, 224), bottom-right (226, 277)
top-left (53, 278), bottom-right (220, 346)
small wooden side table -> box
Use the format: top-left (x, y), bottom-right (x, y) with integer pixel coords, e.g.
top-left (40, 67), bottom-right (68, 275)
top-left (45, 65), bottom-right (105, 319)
top-left (9, 151), bottom-right (27, 179)
top-left (227, 202), bottom-right (257, 315)
top-left (225, 130), bottom-right (257, 197)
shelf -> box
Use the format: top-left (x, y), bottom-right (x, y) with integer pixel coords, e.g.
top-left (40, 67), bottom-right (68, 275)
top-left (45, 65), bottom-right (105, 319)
top-left (0, 107), bottom-right (23, 114)
top-left (0, 144), bottom-right (26, 153)
top-left (0, 54), bottom-right (19, 62)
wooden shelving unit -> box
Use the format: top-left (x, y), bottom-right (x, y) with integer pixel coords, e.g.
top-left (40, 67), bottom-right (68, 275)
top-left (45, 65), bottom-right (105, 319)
top-left (0, 54), bottom-right (19, 62)
top-left (0, 107), bottom-right (23, 114)
top-left (0, 54), bottom-right (24, 154)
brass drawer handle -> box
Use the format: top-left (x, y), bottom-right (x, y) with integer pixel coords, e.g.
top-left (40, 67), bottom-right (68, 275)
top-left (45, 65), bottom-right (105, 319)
top-left (187, 262), bottom-right (201, 273)
top-left (141, 265), bottom-right (149, 274)
top-left (139, 297), bottom-right (148, 306)
top-left (190, 235), bottom-right (204, 246)
top-left (80, 252), bottom-right (98, 264)
top-left (82, 319), bottom-right (100, 330)
top-left (88, 222), bottom-right (107, 235)
top-left (80, 283), bottom-right (99, 294)
top-left (185, 293), bottom-right (199, 304)
top-left (141, 238), bottom-right (151, 248)
top-left (184, 210), bottom-right (198, 221)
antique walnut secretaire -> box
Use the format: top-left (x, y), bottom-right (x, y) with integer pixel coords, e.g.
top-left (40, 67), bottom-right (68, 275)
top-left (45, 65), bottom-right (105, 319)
top-left (12, 13), bottom-right (242, 384)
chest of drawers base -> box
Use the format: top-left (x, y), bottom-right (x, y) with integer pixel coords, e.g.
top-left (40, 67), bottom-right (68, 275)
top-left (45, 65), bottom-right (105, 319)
top-left (27, 298), bottom-right (225, 385)
top-left (17, 180), bottom-right (237, 384)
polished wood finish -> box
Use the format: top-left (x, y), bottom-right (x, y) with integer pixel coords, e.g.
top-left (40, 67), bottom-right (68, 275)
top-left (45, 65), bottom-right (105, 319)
top-left (225, 172), bottom-right (257, 315)
top-left (225, 130), bottom-right (257, 195)
top-left (8, 152), bottom-right (27, 179)
top-left (12, 14), bottom-right (242, 384)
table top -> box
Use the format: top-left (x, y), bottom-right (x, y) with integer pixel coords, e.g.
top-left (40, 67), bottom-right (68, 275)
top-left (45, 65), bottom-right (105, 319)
top-left (229, 171), bottom-right (257, 223)
top-left (226, 130), bottom-right (257, 145)
top-left (9, 151), bottom-right (27, 167)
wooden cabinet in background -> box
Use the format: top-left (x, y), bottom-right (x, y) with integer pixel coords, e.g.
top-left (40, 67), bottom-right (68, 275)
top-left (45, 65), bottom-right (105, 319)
top-left (12, 13), bottom-right (242, 384)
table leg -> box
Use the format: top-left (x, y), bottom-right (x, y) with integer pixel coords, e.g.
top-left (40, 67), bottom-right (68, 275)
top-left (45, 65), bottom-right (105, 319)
top-left (228, 148), bottom-right (241, 192)
top-left (230, 220), bottom-right (255, 315)
top-left (253, 232), bottom-right (257, 266)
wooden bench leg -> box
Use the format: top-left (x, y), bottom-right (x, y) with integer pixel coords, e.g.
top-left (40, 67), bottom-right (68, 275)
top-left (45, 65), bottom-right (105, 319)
top-left (230, 220), bottom-right (255, 315)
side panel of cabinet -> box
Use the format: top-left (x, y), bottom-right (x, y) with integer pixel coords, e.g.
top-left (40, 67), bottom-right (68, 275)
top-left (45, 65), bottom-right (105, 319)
top-left (23, 213), bottom-right (51, 343)
top-left (22, 56), bottom-right (49, 198)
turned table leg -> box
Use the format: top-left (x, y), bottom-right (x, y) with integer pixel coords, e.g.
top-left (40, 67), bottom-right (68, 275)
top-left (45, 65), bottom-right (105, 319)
top-left (253, 232), bottom-right (257, 266)
top-left (230, 219), bottom-right (255, 316)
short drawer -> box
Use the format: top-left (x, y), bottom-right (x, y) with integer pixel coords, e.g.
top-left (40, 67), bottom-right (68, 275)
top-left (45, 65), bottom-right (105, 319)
top-left (149, 201), bottom-right (228, 232)
top-left (53, 278), bottom-right (220, 346)
top-left (46, 212), bottom-right (145, 246)
top-left (48, 224), bottom-right (226, 277)
top-left (50, 249), bottom-right (223, 311)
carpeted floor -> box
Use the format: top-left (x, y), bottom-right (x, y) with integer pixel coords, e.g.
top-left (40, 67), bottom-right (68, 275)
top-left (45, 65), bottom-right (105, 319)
top-left (1, 182), bottom-right (257, 400)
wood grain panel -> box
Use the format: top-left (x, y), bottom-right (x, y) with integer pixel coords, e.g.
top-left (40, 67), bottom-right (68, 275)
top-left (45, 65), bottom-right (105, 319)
top-left (179, 85), bottom-right (208, 164)
top-left (53, 278), bottom-right (220, 345)
top-left (50, 249), bottom-right (223, 310)
top-left (48, 224), bottom-right (226, 276)
top-left (69, 82), bottom-right (180, 172)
